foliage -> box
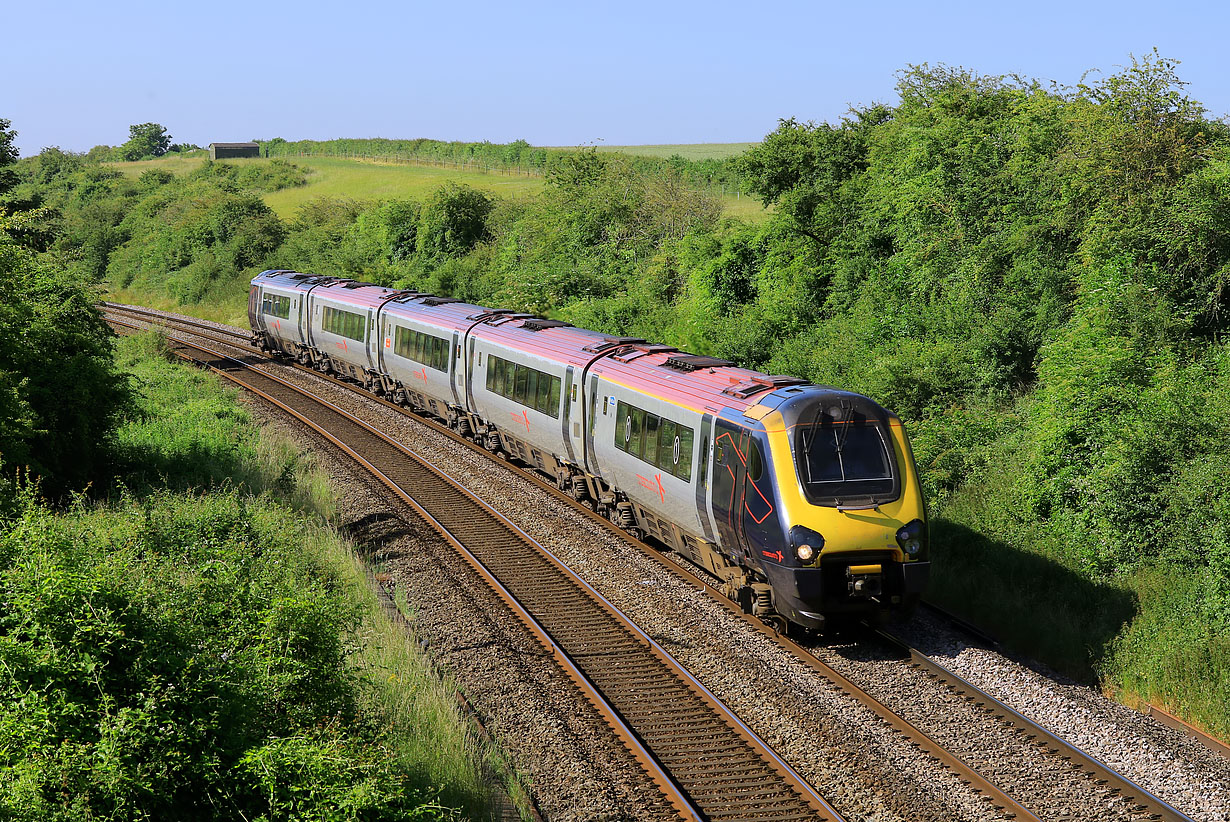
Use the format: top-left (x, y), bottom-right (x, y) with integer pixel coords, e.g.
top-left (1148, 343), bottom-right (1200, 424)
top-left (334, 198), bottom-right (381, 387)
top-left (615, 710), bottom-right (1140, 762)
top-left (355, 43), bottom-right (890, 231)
top-left (188, 158), bottom-right (311, 193)
top-left (119, 122), bottom-right (171, 161)
top-left (0, 488), bottom-right (474, 821)
top-left (106, 178), bottom-right (286, 303)
top-left (0, 118), bottom-right (18, 197)
top-left (258, 135), bottom-right (746, 193)
top-left (22, 52), bottom-right (1230, 736)
top-left (416, 182), bottom-right (494, 258)
top-left (0, 211), bottom-right (130, 497)
top-left (0, 332), bottom-right (491, 819)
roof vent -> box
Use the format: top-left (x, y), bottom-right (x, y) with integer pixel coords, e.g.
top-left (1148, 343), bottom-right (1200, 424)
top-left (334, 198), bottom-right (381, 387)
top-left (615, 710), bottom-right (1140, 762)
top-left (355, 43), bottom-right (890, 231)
top-left (582, 336), bottom-right (645, 354)
top-left (720, 375), bottom-right (808, 399)
top-left (342, 281), bottom-right (377, 289)
top-left (488, 313), bottom-right (536, 326)
top-left (420, 297), bottom-right (461, 307)
top-left (466, 309), bottom-right (514, 321)
top-left (663, 354), bottom-right (733, 372)
top-left (521, 319), bottom-right (573, 331)
top-left (612, 344), bottom-right (676, 363)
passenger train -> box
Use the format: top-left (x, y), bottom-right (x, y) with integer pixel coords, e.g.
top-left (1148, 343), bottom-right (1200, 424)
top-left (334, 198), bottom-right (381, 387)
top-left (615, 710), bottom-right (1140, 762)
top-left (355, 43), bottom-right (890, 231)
top-left (249, 270), bottom-right (930, 630)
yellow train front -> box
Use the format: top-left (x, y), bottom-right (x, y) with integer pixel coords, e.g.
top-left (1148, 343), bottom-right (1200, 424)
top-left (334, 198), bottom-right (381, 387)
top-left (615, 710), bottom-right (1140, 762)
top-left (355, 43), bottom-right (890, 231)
top-left (711, 388), bottom-right (929, 629)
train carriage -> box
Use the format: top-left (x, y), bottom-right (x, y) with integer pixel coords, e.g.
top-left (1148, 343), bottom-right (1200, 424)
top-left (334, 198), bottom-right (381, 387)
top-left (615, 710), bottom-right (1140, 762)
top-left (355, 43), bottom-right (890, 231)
top-left (380, 297), bottom-right (470, 420)
top-left (249, 270), bottom-right (930, 631)
top-left (249, 270), bottom-right (316, 352)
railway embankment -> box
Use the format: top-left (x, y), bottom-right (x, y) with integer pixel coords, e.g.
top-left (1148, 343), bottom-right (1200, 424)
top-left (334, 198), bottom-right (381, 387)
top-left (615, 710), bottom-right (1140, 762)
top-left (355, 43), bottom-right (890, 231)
top-left (0, 331), bottom-right (495, 821)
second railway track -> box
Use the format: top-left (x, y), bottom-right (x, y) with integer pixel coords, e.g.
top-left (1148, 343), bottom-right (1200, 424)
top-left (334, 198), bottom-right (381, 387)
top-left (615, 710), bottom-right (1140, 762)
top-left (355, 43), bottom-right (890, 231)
top-left (107, 304), bottom-right (1206, 822)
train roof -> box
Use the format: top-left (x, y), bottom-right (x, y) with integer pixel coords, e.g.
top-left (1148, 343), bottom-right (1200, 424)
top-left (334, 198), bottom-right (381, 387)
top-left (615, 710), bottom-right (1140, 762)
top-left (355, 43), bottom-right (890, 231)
top-left (251, 270), bottom-right (879, 418)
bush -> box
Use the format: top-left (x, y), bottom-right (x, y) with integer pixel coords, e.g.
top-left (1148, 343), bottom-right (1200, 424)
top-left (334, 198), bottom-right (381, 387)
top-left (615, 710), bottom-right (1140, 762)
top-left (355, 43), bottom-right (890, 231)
top-left (0, 215), bottom-right (130, 497)
top-left (0, 490), bottom-right (469, 821)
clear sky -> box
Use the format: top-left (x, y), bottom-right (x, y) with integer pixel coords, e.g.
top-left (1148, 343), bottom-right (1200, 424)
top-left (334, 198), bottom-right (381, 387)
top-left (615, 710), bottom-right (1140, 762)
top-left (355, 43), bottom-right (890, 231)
top-left (6, 0), bottom-right (1229, 157)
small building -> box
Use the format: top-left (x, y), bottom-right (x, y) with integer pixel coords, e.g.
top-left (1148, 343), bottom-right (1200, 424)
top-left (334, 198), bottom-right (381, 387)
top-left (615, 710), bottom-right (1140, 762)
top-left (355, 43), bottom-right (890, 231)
top-left (209, 142), bottom-right (260, 160)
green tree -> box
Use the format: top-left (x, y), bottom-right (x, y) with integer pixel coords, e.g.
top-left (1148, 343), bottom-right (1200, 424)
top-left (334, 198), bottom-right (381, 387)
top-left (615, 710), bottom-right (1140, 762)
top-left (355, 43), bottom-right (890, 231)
top-left (119, 122), bottom-right (171, 161)
top-left (0, 211), bottom-right (130, 495)
top-left (0, 118), bottom-right (18, 196)
top-left (416, 182), bottom-right (494, 257)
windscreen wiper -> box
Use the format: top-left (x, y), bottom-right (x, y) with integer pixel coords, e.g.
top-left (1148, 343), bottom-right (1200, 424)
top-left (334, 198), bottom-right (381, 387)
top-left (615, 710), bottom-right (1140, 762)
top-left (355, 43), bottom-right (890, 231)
top-left (801, 405), bottom-right (827, 484)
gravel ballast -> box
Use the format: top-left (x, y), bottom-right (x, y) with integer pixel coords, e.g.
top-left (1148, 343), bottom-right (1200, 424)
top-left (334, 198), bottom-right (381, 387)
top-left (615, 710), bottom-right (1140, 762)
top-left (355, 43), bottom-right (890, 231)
top-left (130, 308), bottom-right (1230, 821)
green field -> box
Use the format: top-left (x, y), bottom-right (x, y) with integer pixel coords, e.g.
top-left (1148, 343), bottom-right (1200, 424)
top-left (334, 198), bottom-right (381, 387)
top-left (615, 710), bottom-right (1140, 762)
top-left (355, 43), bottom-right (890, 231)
top-left (108, 152), bottom-right (769, 222)
top-left (109, 155), bottom-right (546, 221)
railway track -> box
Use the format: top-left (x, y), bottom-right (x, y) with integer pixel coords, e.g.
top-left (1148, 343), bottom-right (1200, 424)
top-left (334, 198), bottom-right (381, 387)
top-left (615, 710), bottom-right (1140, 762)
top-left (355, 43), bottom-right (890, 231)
top-left (107, 312), bottom-right (839, 822)
top-left (106, 304), bottom-right (1201, 822)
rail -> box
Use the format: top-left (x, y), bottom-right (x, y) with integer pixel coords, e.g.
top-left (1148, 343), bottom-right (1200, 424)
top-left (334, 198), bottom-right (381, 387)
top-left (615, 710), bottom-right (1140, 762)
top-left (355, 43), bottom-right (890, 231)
top-left (107, 303), bottom-right (1202, 822)
top-left (106, 310), bottom-right (844, 822)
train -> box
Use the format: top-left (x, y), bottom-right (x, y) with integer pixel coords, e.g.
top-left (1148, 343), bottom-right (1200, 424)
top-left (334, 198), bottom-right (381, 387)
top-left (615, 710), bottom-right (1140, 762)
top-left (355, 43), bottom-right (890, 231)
top-left (249, 269), bottom-right (930, 630)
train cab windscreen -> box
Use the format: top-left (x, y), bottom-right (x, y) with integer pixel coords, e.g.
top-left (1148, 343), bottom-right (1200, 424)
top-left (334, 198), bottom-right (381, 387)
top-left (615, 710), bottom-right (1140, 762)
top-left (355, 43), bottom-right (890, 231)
top-left (796, 414), bottom-right (898, 505)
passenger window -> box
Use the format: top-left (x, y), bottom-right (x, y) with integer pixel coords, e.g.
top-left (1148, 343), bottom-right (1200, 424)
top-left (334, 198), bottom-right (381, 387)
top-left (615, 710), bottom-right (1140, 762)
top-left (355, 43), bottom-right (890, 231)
top-left (501, 360), bottom-right (513, 396)
top-left (615, 401), bottom-right (628, 451)
top-left (629, 408), bottom-right (645, 457)
top-left (548, 376), bottom-right (562, 417)
top-left (524, 369), bottom-right (539, 407)
top-left (644, 414), bottom-right (660, 466)
top-left (677, 427), bottom-right (694, 481)
top-left (748, 440), bottom-right (764, 483)
top-left (658, 419), bottom-right (677, 471)
top-left (514, 366), bottom-right (530, 404)
top-left (535, 373), bottom-right (551, 414)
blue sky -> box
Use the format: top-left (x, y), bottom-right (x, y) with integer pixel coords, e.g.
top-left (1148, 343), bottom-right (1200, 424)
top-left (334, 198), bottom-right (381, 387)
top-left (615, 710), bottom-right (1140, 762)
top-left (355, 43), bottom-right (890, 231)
top-left (7, 0), bottom-right (1229, 156)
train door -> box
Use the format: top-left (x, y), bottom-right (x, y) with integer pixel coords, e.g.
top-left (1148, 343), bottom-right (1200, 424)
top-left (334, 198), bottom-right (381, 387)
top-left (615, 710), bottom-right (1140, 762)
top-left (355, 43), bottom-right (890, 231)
top-left (740, 430), bottom-right (783, 561)
top-left (695, 412), bottom-right (717, 543)
top-left (712, 418), bottom-right (749, 559)
top-left (248, 286), bottom-right (263, 332)
top-left (584, 375), bottom-right (603, 475)
top-left (562, 366), bottom-right (580, 465)
top-left (365, 310), bottom-right (376, 369)
top-left (377, 315), bottom-right (390, 373)
top-left (450, 331), bottom-right (462, 405)
top-left (465, 337), bottom-right (477, 409)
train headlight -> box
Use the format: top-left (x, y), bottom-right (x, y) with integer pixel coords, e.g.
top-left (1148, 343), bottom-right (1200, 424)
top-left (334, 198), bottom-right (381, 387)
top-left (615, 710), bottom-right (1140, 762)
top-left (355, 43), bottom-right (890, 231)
top-left (896, 519), bottom-right (926, 557)
top-left (788, 525), bottom-right (824, 565)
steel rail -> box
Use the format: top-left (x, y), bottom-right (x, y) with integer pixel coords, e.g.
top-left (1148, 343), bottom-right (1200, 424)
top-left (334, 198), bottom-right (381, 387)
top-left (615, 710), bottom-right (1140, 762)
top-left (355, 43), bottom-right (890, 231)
top-left (102, 302), bottom-right (251, 342)
top-left (872, 629), bottom-right (1196, 822)
top-left (918, 601), bottom-right (1230, 764)
top-left (108, 315), bottom-right (705, 821)
top-left (113, 303), bottom-right (1201, 821)
top-left (107, 313), bottom-right (845, 822)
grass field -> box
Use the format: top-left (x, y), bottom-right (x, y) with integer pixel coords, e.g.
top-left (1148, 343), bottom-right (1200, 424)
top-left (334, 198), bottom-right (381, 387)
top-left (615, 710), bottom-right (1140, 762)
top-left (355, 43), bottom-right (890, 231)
top-left (109, 151), bottom-right (769, 221)
top-left (109, 155), bottom-right (546, 221)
